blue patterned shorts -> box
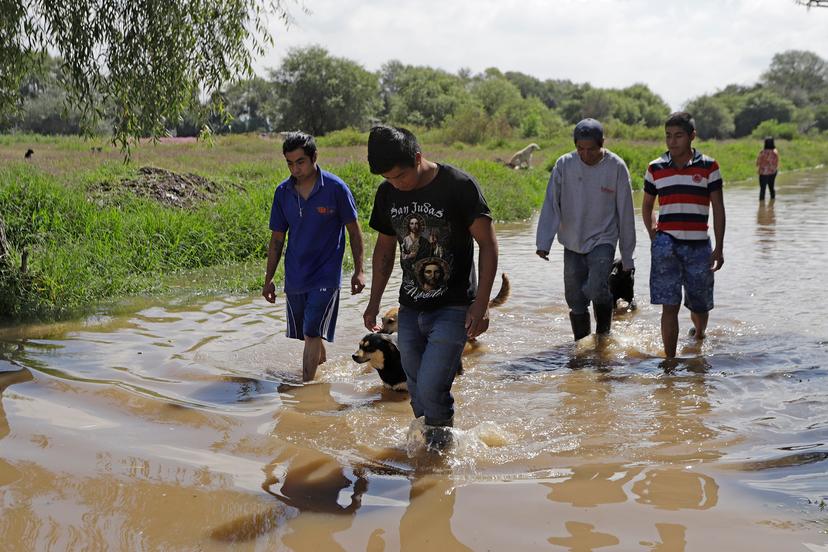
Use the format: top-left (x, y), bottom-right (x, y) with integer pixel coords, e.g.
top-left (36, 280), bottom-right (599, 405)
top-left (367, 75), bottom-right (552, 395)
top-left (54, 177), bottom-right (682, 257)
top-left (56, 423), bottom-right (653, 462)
top-left (650, 232), bottom-right (714, 312)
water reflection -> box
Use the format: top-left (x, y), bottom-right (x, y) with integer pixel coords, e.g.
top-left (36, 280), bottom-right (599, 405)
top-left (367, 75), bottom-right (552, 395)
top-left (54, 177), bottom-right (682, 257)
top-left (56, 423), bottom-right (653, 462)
top-left (632, 468), bottom-right (718, 510)
top-left (1, 172), bottom-right (828, 549)
top-left (399, 476), bottom-right (471, 551)
top-left (0, 367), bottom-right (33, 440)
top-left (210, 445), bottom-right (474, 550)
top-left (641, 523), bottom-right (687, 551)
top-left (756, 200), bottom-right (776, 253)
top-left (210, 448), bottom-right (369, 544)
top-left (547, 521), bottom-right (619, 551)
top-left (543, 464), bottom-right (642, 507)
top-left (649, 359), bottom-right (720, 463)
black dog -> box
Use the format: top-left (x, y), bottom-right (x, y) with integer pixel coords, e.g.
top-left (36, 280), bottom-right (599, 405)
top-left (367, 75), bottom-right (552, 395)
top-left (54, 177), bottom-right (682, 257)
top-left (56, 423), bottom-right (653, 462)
top-left (608, 259), bottom-right (636, 311)
top-left (352, 333), bottom-right (407, 391)
top-left (24, 149), bottom-right (34, 159)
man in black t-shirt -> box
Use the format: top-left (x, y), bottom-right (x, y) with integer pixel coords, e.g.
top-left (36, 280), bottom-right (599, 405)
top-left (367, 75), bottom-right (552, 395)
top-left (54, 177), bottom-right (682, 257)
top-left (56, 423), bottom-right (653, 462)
top-left (363, 125), bottom-right (499, 450)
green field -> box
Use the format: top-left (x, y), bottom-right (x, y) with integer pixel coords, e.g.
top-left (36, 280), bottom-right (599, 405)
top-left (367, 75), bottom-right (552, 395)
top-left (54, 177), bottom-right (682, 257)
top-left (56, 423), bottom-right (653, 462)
top-left (1, 132), bottom-right (826, 321)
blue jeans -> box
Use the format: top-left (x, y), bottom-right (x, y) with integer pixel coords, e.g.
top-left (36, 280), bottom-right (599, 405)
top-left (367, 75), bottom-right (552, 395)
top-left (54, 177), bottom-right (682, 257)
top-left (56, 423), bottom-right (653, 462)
top-left (397, 305), bottom-right (468, 426)
top-left (563, 245), bottom-right (615, 315)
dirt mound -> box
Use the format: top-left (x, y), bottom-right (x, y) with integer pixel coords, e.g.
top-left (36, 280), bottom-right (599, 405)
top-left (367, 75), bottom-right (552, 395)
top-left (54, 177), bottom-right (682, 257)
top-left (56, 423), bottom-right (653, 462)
top-left (91, 166), bottom-right (236, 209)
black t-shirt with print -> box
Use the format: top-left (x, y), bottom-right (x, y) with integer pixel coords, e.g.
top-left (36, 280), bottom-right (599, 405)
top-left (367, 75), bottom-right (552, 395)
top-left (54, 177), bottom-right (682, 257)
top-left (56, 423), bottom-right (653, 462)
top-left (369, 163), bottom-right (491, 311)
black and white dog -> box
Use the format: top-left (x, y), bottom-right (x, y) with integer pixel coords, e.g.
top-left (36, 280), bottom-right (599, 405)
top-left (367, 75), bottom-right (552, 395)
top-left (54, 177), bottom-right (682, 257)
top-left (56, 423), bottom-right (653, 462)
top-left (608, 259), bottom-right (636, 311)
top-left (351, 333), bottom-right (407, 392)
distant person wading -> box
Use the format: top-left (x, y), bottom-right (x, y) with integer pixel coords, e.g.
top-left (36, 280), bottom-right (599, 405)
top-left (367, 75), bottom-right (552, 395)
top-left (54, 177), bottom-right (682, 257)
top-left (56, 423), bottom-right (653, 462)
top-left (756, 137), bottom-right (779, 201)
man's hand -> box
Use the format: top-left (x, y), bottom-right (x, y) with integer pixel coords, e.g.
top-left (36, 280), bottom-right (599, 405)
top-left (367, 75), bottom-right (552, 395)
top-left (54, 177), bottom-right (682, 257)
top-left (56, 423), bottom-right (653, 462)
top-left (711, 247), bottom-right (724, 272)
top-left (363, 303), bottom-right (380, 332)
top-left (351, 271), bottom-right (366, 295)
top-left (465, 301), bottom-right (490, 339)
top-left (262, 281), bottom-right (277, 303)
top-left (536, 249), bottom-right (550, 261)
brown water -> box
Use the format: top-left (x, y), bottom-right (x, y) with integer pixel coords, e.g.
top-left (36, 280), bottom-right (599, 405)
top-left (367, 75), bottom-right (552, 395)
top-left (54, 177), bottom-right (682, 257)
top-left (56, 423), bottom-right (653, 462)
top-left (2, 171), bottom-right (828, 551)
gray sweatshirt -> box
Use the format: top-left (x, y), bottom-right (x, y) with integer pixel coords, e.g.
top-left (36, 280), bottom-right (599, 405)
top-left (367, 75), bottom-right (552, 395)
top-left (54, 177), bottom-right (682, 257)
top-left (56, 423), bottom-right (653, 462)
top-left (535, 149), bottom-right (636, 269)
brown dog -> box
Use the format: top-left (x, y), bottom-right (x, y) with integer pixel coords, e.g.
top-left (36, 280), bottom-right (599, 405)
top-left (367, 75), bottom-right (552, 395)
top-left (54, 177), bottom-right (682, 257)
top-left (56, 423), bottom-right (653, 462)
top-left (379, 272), bottom-right (511, 335)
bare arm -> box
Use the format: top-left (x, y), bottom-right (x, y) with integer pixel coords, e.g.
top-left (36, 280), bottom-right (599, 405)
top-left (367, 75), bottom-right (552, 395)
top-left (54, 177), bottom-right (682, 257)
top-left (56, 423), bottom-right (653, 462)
top-left (641, 192), bottom-right (657, 242)
top-left (467, 216), bottom-right (498, 339)
top-left (710, 189), bottom-right (726, 271)
top-left (363, 233), bottom-right (397, 331)
top-left (345, 220), bottom-right (366, 295)
top-left (262, 230), bottom-right (286, 303)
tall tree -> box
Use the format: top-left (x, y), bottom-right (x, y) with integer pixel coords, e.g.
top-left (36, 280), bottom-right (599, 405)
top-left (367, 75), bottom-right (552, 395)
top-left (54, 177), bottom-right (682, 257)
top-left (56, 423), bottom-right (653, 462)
top-left (761, 50), bottom-right (828, 107)
top-left (733, 89), bottom-right (795, 137)
top-left (685, 95), bottom-right (735, 139)
top-left (0, 0), bottom-right (296, 149)
top-left (380, 62), bottom-right (470, 127)
top-left (220, 77), bottom-right (275, 133)
top-left (270, 45), bottom-right (380, 135)
top-left (469, 72), bottom-right (523, 117)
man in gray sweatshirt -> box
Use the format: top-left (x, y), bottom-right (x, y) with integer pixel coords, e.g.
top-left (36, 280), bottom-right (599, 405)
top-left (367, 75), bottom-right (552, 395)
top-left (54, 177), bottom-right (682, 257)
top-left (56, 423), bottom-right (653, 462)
top-left (535, 118), bottom-right (636, 340)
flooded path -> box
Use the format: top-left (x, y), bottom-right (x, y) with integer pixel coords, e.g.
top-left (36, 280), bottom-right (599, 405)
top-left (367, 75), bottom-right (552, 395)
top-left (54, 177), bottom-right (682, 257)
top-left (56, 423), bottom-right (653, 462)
top-left (2, 170), bottom-right (828, 550)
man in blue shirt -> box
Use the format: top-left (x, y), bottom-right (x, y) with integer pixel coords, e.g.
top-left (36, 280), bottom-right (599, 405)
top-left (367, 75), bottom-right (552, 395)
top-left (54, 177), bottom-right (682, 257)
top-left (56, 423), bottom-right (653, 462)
top-left (263, 132), bottom-right (365, 381)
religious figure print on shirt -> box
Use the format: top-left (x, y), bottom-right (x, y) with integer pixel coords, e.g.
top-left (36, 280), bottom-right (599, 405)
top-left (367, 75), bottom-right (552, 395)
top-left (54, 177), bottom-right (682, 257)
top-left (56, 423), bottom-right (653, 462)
top-left (393, 208), bottom-right (452, 300)
top-left (368, 163), bottom-right (491, 311)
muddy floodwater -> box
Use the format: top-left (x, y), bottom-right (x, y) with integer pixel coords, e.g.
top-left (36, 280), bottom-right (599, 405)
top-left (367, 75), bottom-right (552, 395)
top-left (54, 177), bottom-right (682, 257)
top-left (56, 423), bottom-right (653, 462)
top-left (2, 170), bottom-right (828, 551)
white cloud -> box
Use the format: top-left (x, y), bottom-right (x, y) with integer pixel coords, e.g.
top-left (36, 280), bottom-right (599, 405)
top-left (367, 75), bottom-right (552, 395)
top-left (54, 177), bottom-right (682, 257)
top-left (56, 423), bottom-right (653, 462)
top-left (257, 0), bottom-right (828, 109)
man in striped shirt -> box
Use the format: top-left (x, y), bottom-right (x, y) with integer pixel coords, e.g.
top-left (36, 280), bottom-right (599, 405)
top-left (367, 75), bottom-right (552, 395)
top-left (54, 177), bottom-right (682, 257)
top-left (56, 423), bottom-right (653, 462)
top-left (642, 112), bottom-right (726, 359)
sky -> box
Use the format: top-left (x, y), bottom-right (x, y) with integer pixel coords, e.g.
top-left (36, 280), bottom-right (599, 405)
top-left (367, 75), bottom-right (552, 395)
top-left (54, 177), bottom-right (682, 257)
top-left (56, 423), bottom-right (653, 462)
top-left (255, 0), bottom-right (828, 110)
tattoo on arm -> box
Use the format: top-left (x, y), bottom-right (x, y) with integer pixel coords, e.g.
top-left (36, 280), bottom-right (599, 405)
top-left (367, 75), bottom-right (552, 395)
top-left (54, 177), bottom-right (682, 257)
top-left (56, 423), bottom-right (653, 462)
top-left (379, 251), bottom-right (394, 276)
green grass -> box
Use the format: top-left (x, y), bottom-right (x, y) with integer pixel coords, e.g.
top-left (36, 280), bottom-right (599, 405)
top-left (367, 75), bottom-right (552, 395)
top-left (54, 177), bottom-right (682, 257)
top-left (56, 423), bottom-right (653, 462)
top-left (1, 132), bottom-right (827, 321)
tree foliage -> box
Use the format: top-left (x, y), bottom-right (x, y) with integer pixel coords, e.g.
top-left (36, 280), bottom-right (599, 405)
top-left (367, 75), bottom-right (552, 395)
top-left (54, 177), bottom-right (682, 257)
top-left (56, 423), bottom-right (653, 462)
top-left (469, 71), bottom-right (523, 117)
top-left (733, 89), bottom-right (795, 137)
top-left (217, 77), bottom-right (275, 133)
top-left (761, 49), bottom-right (828, 107)
top-left (270, 46), bottom-right (380, 135)
top-left (0, 55), bottom-right (88, 134)
top-left (380, 61), bottom-right (470, 127)
top-left (0, 0), bottom-right (295, 148)
top-left (685, 95), bottom-right (735, 139)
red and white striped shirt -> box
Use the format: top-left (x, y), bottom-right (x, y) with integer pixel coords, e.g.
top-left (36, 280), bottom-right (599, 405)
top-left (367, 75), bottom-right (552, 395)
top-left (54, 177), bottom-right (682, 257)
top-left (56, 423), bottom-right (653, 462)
top-left (644, 150), bottom-right (723, 241)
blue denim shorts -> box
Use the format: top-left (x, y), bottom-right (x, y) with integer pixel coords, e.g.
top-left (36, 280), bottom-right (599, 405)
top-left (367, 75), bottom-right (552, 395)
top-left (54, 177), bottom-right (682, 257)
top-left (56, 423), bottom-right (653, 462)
top-left (285, 288), bottom-right (340, 342)
top-left (650, 232), bottom-right (714, 312)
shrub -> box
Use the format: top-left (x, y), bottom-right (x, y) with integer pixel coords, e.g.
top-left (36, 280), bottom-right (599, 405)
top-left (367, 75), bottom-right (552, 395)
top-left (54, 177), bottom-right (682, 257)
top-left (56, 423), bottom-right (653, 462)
top-left (751, 120), bottom-right (797, 141)
top-left (316, 128), bottom-right (367, 147)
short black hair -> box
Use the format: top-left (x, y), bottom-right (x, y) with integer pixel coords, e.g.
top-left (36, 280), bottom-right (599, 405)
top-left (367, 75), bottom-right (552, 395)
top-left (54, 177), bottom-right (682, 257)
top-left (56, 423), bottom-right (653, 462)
top-left (367, 125), bottom-right (420, 175)
top-left (764, 136), bottom-right (776, 150)
top-left (665, 112), bottom-right (696, 134)
top-left (282, 131), bottom-right (317, 158)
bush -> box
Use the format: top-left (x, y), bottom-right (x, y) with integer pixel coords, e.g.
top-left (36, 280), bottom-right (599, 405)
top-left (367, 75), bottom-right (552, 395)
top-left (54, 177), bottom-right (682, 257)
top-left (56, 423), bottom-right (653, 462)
top-left (751, 120), bottom-right (797, 141)
top-left (685, 95), bottom-right (735, 139)
top-left (316, 128), bottom-right (367, 147)
top-left (441, 104), bottom-right (491, 145)
top-left (814, 105), bottom-right (828, 132)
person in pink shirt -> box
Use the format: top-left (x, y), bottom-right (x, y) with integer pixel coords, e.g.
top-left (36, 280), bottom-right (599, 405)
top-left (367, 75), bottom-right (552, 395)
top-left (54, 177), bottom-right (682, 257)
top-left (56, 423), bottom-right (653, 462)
top-left (756, 137), bottom-right (779, 201)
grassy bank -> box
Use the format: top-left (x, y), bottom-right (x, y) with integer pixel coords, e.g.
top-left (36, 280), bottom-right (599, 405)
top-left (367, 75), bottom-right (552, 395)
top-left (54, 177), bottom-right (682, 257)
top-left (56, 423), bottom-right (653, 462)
top-left (0, 136), bottom-right (546, 320)
top-left (1, 132), bottom-right (826, 321)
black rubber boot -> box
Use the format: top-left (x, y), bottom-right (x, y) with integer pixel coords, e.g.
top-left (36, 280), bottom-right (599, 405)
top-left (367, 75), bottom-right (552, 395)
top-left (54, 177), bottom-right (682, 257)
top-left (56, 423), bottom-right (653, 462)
top-left (594, 303), bottom-right (613, 334)
top-left (424, 418), bottom-right (454, 452)
top-left (569, 312), bottom-right (591, 341)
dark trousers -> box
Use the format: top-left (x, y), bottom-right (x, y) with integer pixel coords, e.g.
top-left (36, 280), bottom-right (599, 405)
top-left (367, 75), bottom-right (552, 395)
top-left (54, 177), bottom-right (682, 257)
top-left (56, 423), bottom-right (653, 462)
top-left (759, 173), bottom-right (777, 200)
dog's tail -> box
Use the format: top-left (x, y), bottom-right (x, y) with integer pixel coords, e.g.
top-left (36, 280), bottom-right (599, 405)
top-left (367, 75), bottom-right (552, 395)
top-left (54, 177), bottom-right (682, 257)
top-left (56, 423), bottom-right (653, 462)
top-left (488, 272), bottom-right (511, 308)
